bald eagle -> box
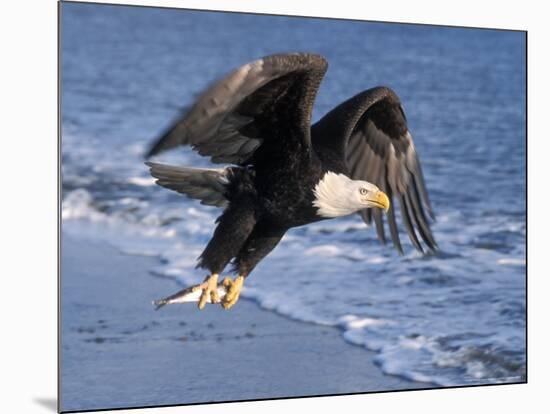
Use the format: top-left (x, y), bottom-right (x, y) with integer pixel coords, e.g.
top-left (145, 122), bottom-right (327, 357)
top-left (147, 53), bottom-right (436, 310)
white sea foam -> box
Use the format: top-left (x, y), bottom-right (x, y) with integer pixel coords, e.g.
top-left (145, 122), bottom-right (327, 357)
top-left (62, 189), bottom-right (101, 221)
top-left (62, 189), bottom-right (178, 250)
top-left (497, 258), bottom-right (526, 266)
top-left (127, 176), bottom-right (156, 186)
top-left (338, 314), bottom-right (393, 329)
top-left (305, 245), bottom-right (342, 257)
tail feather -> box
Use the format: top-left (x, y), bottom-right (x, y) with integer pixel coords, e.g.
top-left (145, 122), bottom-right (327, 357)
top-left (145, 162), bottom-right (229, 208)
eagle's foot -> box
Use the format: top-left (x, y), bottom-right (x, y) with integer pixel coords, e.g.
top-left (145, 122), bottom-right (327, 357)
top-left (221, 275), bottom-right (244, 310)
top-left (197, 273), bottom-right (220, 310)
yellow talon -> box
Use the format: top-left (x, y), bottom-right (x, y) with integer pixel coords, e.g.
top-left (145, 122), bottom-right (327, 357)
top-left (198, 273), bottom-right (219, 310)
top-left (221, 275), bottom-right (244, 310)
top-left (210, 285), bottom-right (220, 304)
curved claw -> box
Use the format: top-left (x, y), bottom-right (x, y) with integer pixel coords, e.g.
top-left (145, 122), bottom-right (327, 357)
top-left (198, 274), bottom-right (220, 310)
top-left (221, 275), bottom-right (244, 310)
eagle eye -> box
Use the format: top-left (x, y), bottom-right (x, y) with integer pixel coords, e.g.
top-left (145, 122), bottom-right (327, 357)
top-left (360, 188), bottom-right (368, 195)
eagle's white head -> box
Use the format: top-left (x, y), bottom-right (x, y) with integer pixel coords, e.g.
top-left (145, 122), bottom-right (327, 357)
top-left (313, 171), bottom-right (390, 218)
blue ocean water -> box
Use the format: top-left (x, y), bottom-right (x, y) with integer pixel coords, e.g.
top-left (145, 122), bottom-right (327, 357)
top-left (61, 3), bottom-right (526, 386)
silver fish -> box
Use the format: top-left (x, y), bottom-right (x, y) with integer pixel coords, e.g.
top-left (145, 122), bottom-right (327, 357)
top-left (152, 283), bottom-right (228, 310)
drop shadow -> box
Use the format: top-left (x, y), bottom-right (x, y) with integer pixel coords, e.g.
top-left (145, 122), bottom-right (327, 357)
top-left (33, 397), bottom-right (57, 412)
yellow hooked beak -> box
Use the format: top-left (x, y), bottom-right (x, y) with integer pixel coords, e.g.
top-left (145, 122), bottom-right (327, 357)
top-left (367, 190), bottom-right (390, 213)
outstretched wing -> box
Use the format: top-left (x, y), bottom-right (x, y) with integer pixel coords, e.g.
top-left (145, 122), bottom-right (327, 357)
top-left (146, 53), bottom-right (328, 165)
top-left (313, 87), bottom-right (435, 254)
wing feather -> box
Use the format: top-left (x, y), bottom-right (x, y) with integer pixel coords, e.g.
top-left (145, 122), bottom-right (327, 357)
top-left (384, 183), bottom-right (403, 253)
top-left (146, 53), bottom-right (328, 166)
top-left (399, 193), bottom-right (424, 252)
top-left (312, 86), bottom-right (436, 253)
